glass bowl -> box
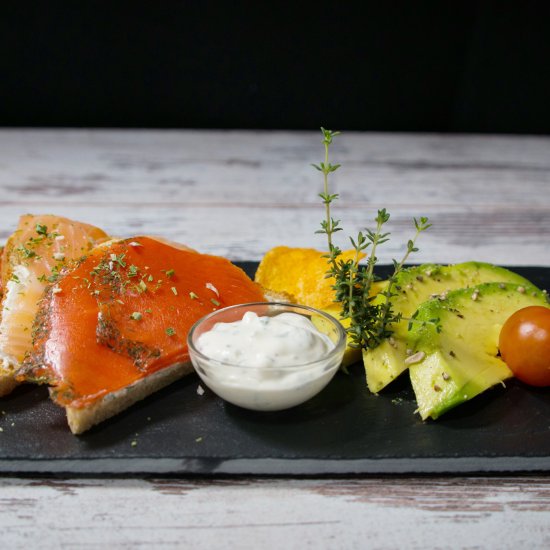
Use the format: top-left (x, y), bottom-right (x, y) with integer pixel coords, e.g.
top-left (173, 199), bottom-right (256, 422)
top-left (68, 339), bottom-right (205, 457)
top-left (187, 302), bottom-right (346, 411)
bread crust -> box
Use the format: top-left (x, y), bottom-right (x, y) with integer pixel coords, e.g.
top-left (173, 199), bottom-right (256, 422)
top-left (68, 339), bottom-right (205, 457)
top-left (0, 372), bottom-right (19, 397)
top-left (64, 361), bottom-right (194, 434)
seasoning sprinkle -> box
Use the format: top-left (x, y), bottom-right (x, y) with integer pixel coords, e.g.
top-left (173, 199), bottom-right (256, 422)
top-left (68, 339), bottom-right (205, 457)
top-left (404, 351), bottom-right (426, 365)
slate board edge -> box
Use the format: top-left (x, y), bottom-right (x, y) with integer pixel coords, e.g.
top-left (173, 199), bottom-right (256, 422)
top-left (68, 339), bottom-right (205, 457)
top-left (1, 456), bottom-right (549, 476)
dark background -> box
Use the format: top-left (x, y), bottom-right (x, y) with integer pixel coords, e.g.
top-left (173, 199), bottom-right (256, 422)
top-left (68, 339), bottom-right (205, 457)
top-left (1, 1), bottom-right (550, 134)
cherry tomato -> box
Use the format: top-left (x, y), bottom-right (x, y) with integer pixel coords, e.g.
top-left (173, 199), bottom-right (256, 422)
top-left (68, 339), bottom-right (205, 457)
top-left (499, 305), bottom-right (550, 387)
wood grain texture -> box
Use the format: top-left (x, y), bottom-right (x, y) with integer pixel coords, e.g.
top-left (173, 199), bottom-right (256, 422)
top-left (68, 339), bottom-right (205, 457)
top-left (1, 477), bottom-right (549, 549)
top-left (1, 129), bottom-right (550, 548)
top-left (1, 129), bottom-right (549, 264)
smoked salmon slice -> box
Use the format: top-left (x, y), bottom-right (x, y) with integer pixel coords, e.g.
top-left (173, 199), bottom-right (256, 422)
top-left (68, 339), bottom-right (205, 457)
top-left (19, 236), bottom-right (265, 432)
top-left (0, 214), bottom-right (109, 396)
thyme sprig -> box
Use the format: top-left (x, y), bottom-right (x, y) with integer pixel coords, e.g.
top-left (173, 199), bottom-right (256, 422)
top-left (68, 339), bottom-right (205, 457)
top-left (314, 128), bottom-right (432, 349)
top-left (313, 127), bottom-right (342, 272)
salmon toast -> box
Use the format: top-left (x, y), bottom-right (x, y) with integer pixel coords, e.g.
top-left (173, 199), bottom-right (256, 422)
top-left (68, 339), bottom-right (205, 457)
top-left (0, 215), bottom-right (109, 396)
top-left (18, 236), bottom-right (266, 433)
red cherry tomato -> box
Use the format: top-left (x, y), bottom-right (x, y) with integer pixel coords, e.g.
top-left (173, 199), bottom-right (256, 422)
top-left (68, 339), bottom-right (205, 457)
top-left (499, 305), bottom-right (550, 387)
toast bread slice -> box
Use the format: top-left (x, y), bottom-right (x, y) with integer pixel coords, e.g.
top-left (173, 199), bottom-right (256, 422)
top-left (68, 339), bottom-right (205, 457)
top-left (65, 361), bottom-right (194, 434)
top-left (2, 225), bottom-right (293, 434)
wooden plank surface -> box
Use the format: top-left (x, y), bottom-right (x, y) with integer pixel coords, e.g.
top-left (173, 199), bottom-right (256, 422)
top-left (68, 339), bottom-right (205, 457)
top-left (1, 477), bottom-right (550, 549)
top-left (1, 129), bottom-right (549, 264)
top-left (1, 129), bottom-right (550, 548)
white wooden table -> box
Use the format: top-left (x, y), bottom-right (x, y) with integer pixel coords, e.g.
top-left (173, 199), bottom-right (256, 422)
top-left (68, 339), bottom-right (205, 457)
top-left (1, 129), bottom-right (549, 548)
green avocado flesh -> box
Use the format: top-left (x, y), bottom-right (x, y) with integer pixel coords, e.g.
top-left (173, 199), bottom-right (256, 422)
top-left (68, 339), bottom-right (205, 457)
top-left (407, 282), bottom-right (550, 420)
top-left (362, 262), bottom-right (536, 393)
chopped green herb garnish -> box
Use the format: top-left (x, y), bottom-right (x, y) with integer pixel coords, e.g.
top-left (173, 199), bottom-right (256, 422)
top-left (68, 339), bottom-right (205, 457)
top-left (35, 224), bottom-right (48, 236)
top-left (111, 253), bottom-right (126, 268)
top-left (165, 269), bottom-right (175, 278)
top-left (128, 265), bottom-right (139, 277)
top-left (165, 327), bottom-right (176, 336)
top-left (148, 275), bottom-right (154, 282)
top-left (130, 312), bottom-right (142, 321)
top-left (171, 286), bottom-right (178, 295)
top-left (17, 246), bottom-right (36, 259)
top-left (210, 298), bottom-right (220, 307)
top-left (137, 280), bottom-right (147, 293)
top-left (189, 291), bottom-right (199, 300)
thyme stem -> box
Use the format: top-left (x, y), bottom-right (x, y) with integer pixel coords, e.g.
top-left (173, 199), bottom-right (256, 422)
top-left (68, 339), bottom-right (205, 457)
top-left (323, 137), bottom-right (333, 251)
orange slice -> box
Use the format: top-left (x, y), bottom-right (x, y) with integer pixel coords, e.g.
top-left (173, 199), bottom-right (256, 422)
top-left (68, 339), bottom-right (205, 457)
top-left (255, 246), bottom-right (365, 310)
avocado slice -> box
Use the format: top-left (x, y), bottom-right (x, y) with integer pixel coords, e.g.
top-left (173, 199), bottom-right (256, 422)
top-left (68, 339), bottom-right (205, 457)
top-left (363, 262), bottom-right (536, 393)
top-left (407, 282), bottom-right (550, 420)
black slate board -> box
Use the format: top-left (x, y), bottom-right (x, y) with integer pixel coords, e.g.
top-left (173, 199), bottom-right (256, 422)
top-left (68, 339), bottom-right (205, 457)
top-left (0, 264), bottom-right (549, 476)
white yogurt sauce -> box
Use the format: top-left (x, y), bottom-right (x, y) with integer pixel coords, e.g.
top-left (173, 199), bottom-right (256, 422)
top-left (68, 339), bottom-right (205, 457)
top-left (196, 311), bottom-right (334, 368)
top-left (193, 311), bottom-right (341, 411)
